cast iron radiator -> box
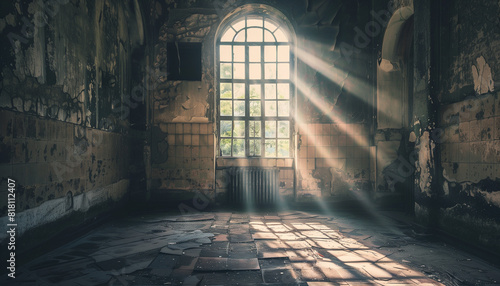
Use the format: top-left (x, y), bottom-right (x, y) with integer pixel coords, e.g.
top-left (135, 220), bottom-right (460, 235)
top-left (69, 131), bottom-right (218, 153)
top-left (230, 168), bottom-right (279, 205)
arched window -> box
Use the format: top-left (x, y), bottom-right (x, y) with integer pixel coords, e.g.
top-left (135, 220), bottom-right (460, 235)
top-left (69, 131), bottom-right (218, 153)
top-left (217, 14), bottom-right (293, 158)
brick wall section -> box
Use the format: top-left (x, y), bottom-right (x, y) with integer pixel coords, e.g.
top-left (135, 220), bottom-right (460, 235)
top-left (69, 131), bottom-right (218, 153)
top-left (440, 92), bottom-right (500, 183)
top-left (297, 123), bottom-right (370, 199)
top-left (0, 110), bottom-right (130, 216)
top-left (152, 123), bottom-right (215, 192)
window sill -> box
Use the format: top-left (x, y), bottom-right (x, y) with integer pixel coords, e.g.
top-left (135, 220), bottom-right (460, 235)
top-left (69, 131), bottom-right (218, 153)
top-left (216, 157), bottom-right (294, 168)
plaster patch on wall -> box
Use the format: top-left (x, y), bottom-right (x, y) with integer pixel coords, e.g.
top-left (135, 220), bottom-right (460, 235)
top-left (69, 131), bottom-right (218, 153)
top-left (472, 56), bottom-right (495, 95)
top-left (417, 131), bottom-right (434, 196)
top-left (155, 81), bottom-right (209, 123)
top-left (480, 190), bottom-right (500, 209)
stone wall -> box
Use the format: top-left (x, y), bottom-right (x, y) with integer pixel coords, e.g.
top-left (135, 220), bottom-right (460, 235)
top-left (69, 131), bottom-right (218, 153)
top-left (430, 0), bottom-right (500, 254)
top-left (297, 123), bottom-right (370, 201)
top-left (0, 0), bottom-right (145, 243)
top-left (149, 0), bottom-right (376, 205)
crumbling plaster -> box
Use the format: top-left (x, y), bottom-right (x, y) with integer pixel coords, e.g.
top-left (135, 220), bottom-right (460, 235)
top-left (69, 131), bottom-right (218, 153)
top-left (0, 0), bottom-right (145, 245)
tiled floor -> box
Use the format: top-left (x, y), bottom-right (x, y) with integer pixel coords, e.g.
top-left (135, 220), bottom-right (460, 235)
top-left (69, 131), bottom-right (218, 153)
top-left (4, 210), bottom-right (500, 285)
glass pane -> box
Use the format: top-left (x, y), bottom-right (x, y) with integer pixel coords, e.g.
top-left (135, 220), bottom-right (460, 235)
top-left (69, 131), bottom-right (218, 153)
top-left (220, 63), bottom-right (232, 79)
top-left (220, 83), bottom-right (232, 98)
top-left (234, 101), bottom-right (245, 116)
top-left (249, 46), bottom-right (261, 62)
top-left (278, 121), bottom-right (290, 138)
top-left (220, 121), bottom-right (232, 137)
top-left (249, 64), bottom-right (261, 79)
top-left (233, 139), bottom-right (245, 156)
top-left (250, 139), bottom-right (261, 156)
top-left (234, 83), bottom-right (245, 99)
top-left (247, 28), bottom-right (263, 42)
top-left (278, 101), bottom-right (290, 117)
top-left (232, 19), bottom-right (245, 31)
top-left (265, 101), bottom-right (277, 117)
top-left (265, 140), bottom-right (276, 157)
top-left (278, 46), bottom-right (290, 62)
top-left (234, 30), bottom-right (245, 42)
top-left (264, 30), bottom-right (275, 42)
top-left (233, 63), bottom-right (245, 79)
top-left (249, 84), bottom-right (261, 99)
top-left (264, 46), bottom-right (276, 62)
top-left (277, 83), bottom-right (289, 99)
top-left (275, 28), bottom-right (287, 42)
top-left (278, 63), bottom-right (289, 79)
top-left (250, 101), bottom-right (261, 116)
top-left (265, 121), bottom-right (276, 138)
top-left (220, 45), bottom-right (231, 61)
top-left (249, 121), bottom-right (261, 137)
top-left (265, 63), bottom-right (276, 79)
top-left (265, 84), bottom-right (276, 99)
top-left (264, 20), bottom-right (278, 32)
top-left (220, 100), bottom-right (232, 116)
top-left (220, 139), bottom-right (232, 156)
top-left (233, 120), bottom-right (245, 137)
top-left (221, 28), bottom-right (235, 42)
top-left (278, 140), bottom-right (290, 157)
top-left (233, 46), bottom-right (245, 62)
top-left (247, 17), bottom-right (263, 27)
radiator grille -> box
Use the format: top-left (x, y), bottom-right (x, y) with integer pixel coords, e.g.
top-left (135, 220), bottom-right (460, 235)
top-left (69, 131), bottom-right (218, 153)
top-left (230, 168), bottom-right (279, 205)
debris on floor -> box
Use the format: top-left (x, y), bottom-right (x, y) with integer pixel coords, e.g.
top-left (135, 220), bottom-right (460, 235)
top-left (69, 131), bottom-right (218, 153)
top-left (3, 211), bottom-right (500, 285)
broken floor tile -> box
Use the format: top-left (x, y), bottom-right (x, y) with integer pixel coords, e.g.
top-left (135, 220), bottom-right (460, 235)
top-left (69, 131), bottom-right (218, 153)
top-left (345, 262), bottom-right (393, 281)
top-left (263, 268), bottom-right (300, 284)
top-left (226, 258), bottom-right (260, 270)
top-left (194, 257), bottom-right (260, 271)
top-left (276, 232), bottom-right (302, 240)
top-left (253, 232), bottom-right (278, 240)
top-left (150, 267), bottom-right (173, 277)
top-left (196, 237), bottom-right (212, 244)
top-left (258, 251), bottom-right (288, 259)
top-left (169, 222), bottom-right (213, 231)
top-left (183, 275), bottom-right (202, 286)
top-left (184, 248), bottom-right (202, 257)
top-left (229, 233), bottom-right (254, 243)
top-left (200, 270), bottom-right (263, 284)
top-left (176, 214), bottom-right (215, 222)
top-left (315, 261), bottom-right (364, 281)
top-left (160, 247), bottom-right (183, 255)
top-left (259, 258), bottom-right (290, 269)
top-left (213, 234), bottom-right (229, 242)
top-left (195, 257), bottom-right (227, 271)
top-left (297, 268), bottom-right (325, 281)
top-left (167, 241), bottom-right (201, 250)
top-left (149, 254), bottom-right (178, 269)
top-left (176, 256), bottom-right (199, 271)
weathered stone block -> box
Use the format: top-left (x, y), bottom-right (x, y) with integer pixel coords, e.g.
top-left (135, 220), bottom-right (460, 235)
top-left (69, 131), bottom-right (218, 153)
top-left (480, 118), bottom-right (494, 141)
top-left (307, 159), bottom-right (315, 170)
top-left (184, 134), bottom-right (192, 145)
top-left (469, 120), bottom-right (481, 142)
top-left (494, 117), bottom-right (500, 140)
top-left (444, 125), bottom-right (459, 143)
top-left (458, 121), bottom-right (469, 142)
top-left (176, 124), bottom-right (183, 134)
top-left (184, 123), bottom-right (192, 134)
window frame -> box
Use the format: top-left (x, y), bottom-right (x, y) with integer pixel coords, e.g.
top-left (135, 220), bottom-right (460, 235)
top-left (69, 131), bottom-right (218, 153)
top-left (216, 14), bottom-right (294, 158)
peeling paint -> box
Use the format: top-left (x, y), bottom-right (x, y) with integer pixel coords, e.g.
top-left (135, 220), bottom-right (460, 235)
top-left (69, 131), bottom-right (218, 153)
top-left (472, 56), bottom-right (495, 95)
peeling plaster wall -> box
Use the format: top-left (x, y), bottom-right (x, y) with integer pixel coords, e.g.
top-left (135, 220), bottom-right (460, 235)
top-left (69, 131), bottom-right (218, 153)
top-left (372, 0), bottom-right (415, 208)
top-left (149, 1), bottom-right (218, 203)
top-left (418, 0), bottom-right (500, 254)
top-left (149, 0), bottom-right (376, 204)
top-left (0, 0), bottom-right (144, 244)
